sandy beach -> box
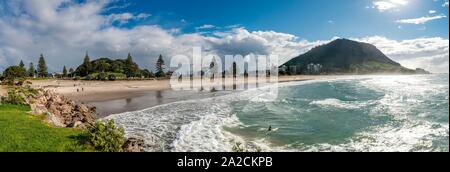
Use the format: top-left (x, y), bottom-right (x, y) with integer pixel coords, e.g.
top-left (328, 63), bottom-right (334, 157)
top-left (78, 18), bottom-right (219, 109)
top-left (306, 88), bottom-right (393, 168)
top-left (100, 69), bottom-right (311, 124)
top-left (31, 76), bottom-right (334, 101)
top-left (29, 75), bottom-right (339, 116)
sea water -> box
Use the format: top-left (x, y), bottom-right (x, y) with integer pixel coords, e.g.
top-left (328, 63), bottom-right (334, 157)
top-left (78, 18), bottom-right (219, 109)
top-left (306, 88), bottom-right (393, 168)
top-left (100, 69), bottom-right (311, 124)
top-left (106, 74), bottom-right (449, 152)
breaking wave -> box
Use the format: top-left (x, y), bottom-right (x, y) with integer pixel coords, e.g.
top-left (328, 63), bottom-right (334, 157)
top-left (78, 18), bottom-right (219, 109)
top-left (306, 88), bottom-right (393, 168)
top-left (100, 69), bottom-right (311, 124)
top-left (106, 74), bottom-right (449, 152)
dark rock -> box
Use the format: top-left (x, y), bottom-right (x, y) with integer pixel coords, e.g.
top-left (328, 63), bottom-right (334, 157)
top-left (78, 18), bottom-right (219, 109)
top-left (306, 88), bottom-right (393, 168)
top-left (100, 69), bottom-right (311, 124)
top-left (29, 89), bottom-right (97, 128)
top-left (123, 138), bottom-right (146, 152)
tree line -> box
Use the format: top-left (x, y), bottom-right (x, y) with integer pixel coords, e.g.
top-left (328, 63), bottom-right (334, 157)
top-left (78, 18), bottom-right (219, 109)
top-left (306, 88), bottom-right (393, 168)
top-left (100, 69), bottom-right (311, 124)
top-left (0, 53), bottom-right (167, 84)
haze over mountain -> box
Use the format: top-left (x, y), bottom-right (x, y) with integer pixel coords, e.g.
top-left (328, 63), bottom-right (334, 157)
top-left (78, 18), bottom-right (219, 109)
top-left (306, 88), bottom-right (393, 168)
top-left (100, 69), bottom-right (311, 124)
top-left (283, 39), bottom-right (430, 74)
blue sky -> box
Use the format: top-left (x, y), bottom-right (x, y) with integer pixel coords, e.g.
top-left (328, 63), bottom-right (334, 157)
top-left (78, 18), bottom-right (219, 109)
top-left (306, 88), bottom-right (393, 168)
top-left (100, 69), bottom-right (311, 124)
top-left (0, 0), bottom-right (449, 73)
top-left (108, 0), bottom-right (449, 40)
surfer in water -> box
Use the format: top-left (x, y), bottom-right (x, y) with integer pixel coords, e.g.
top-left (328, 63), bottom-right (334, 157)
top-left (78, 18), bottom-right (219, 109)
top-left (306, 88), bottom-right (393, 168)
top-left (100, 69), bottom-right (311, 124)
top-left (268, 126), bottom-right (272, 132)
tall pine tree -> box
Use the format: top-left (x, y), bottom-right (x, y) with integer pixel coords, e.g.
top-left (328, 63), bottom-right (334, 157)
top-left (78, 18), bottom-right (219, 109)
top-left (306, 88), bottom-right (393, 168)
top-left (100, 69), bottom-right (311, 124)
top-left (81, 52), bottom-right (92, 76)
top-left (125, 53), bottom-right (138, 77)
top-left (28, 62), bottom-right (35, 77)
top-left (155, 54), bottom-right (166, 78)
top-left (63, 66), bottom-right (68, 77)
top-left (19, 60), bottom-right (25, 70)
top-left (38, 54), bottom-right (48, 78)
top-left (17, 60), bottom-right (26, 77)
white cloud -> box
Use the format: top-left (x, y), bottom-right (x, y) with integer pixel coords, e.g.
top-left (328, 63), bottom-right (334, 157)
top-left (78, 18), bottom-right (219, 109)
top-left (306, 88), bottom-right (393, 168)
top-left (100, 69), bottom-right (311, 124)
top-left (354, 36), bottom-right (449, 73)
top-left (429, 10), bottom-right (436, 14)
top-left (372, 0), bottom-right (409, 12)
top-left (107, 12), bottom-right (151, 25)
top-left (396, 14), bottom-right (447, 24)
top-left (195, 24), bottom-right (216, 30)
top-left (443, 0), bottom-right (449, 7)
top-left (0, 0), bottom-right (448, 74)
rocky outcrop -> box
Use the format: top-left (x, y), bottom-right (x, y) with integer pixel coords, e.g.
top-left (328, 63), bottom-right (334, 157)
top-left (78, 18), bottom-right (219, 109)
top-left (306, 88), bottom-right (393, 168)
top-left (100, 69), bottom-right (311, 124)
top-left (122, 137), bottom-right (146, 152)
top-left (29, 89), bottom-right (97, 128)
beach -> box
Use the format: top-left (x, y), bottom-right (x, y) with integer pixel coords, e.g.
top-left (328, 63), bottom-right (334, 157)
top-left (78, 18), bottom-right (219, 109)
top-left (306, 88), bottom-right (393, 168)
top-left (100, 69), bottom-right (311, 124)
top-left (31, 75), bottom-right (333, 101)
top-left (30, 75), bottom-right (335, 116)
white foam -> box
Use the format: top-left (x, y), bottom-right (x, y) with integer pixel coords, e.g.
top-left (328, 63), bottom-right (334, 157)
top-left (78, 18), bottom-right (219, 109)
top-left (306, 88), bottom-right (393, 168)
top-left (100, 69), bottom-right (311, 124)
top-left (296, 74), bottom-right (449, 152)
top-left (105, 74), bottom-right (449, 152)
top-left (105, 83), bottom-right (291, 152)
top-left (310, 98), bottom-right (365, 109)
top-left (296, 121), bottom-right (449, 152)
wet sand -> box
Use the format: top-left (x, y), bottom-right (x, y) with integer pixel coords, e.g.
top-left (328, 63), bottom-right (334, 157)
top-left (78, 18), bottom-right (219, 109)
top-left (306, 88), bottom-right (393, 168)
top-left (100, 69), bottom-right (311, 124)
top-left (89, 90), bottom-right (233, 117)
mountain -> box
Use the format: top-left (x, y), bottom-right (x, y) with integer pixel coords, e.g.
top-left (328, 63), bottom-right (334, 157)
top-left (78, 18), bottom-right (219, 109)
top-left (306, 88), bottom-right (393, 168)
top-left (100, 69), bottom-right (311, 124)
top-left (282, 39), bottom-right (429, 74)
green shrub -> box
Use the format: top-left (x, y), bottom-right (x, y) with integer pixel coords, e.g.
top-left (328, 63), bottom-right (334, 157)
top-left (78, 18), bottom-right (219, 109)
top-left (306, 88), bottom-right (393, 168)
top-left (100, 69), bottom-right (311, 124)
top-left (97, 72), bottom-right (107, 81)
top-left (2, 79), bottom-right (14, 86)
top-left (108, 74), bottom-right (116, 81)
top-left (84, 75), bottom-right (93, 81)
top-left (17, 78), bottom-right (26, 86)
top-left (85, 119), bottom-right (125, 152)
top-left (1, 90), bottom-right (26, 105)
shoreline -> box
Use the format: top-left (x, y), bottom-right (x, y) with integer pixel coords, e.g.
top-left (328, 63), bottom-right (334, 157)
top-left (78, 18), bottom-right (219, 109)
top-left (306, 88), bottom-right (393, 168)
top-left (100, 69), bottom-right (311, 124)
top-left (31, 75), bottom-right (338, 102)
top-left (28, 75), bottom-right (382, 117)
top-left (29, 75), bottom-right (333, 117)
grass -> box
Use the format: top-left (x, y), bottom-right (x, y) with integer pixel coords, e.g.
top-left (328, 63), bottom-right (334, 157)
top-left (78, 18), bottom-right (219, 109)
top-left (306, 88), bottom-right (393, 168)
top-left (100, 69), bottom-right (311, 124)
top-left (0, 104), bottom-right (92, 152)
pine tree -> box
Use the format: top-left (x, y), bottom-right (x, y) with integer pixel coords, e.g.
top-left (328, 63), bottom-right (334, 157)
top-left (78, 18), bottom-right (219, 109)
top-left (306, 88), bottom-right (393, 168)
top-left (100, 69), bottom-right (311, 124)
top-left (28, 62), bottom-right (35, 77)
top-left (69, 68), bottom-right (74, 77)
top-left (125, 53), bottom-right (138, 77)
top-left (81, 52), bottom-right (92, 76)
top-left (38, 54), bottom-right (48, 78)
top-left (19, 60), bottom-right (25, 70)
top-left (63, 66), bottom-right (68, 77)
top-left (15, 60), bottom-right (27, 78)
top-left (155, 54), bottom-right (165, 78)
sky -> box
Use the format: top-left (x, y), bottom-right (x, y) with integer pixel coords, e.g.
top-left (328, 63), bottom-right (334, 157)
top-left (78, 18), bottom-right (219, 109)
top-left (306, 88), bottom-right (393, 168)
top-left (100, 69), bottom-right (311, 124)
top-left (0, 0), bottom-right (449, 73)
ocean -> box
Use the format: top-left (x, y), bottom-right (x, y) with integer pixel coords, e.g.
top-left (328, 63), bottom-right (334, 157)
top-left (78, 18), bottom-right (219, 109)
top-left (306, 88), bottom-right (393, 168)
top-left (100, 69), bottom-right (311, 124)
top-left (106, 74), bottom-right (449, 152)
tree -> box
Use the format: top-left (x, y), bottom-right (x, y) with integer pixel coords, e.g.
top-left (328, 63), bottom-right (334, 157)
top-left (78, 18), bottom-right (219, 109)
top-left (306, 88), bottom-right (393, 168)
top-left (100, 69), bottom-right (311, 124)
top-left (27, 62), bottom-right (36, 77)
top-left (155, 54), bottom-right (166, 78)
top-left (125, 53), bottom-right (138, 77)
top-left (69, 68), bottom-right (74, 77)
top-left (38, 54), bottom-right (48, 78)
top-left (80, 52), bottom-right (92, 76)
top-left (2, 66), bottom-right (26, 85)
top-left (98, 60), bottom-right (109, 73)
top-left (141, 69), bottom-right (154, 78)
top-left (62, 66), bottom-right (68, 77)
top-left (19, 60), bottom-right (25, 70)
